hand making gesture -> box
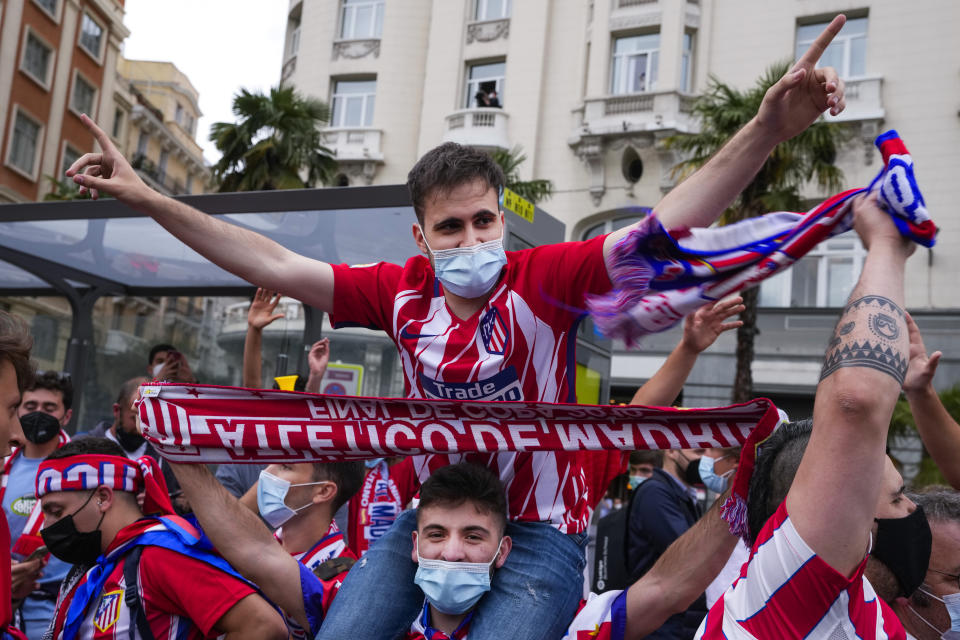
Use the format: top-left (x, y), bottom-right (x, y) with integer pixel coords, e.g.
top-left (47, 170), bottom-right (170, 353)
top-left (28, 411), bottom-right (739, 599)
top-left (247, 288), bottom-right (286, 331)
top-left (66, 114), bottom-right (155, 205)
top-left (757, 14), bottom-right (848, 143)
top-left (681, 296), bottom-right (746, 354)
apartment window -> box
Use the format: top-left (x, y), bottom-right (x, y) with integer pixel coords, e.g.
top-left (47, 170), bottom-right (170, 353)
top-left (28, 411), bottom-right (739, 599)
top-left (158, 150), bottom-right (169, 182)
top-left (112, 107), bottom-right (124, 139)
top-left (185, 174), bottom-right (194, 194)
top-left (796, 16), bottom-right (867, 79)
top-left (136, 130), bottom-right (148, 156)
top-left (475, 0), bottom-right (510, 21)
top-left (79, 11), bottom-right (104, 60)
top-left (759, 233), bottom-right (866, 307)
top-left (175, 103), bottom-right (184, 124)
top-left (611, 33), bottom-right (659, 94)
top-left (22, 31), bottom-right (53, 87)
top-left (7, 109), bottom-right (43, 178)
top-left (71, 73), bottom-right (97, 115)
top-left (289, 25), bottom-right (301, 58)
top-left (60, 145), bottom-right (80, 178)
top-left (33, 0), bottom-right (59, 18)
top-left (331, 79), bottom-right (376, 127)
top-left (340, 0), bottom-right (384, 40)
top-left (680, 31), bottom-right (694, 92)
top-left (464, 61), bottom-right (505, 108)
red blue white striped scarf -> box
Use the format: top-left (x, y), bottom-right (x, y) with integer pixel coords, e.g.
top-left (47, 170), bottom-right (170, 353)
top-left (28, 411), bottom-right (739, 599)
top-left (588, 130), bottom-right (936, 346)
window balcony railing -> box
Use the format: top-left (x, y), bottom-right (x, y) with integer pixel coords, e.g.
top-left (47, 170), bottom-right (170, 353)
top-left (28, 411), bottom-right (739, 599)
top-left (320, 127), bottom-right (383, 162)
top-left (442, 108), bottom-right (510, 150)
top-left (575, 91), bottom-right (699, 137)
top-left (826, 75), bottom-right (883, 123)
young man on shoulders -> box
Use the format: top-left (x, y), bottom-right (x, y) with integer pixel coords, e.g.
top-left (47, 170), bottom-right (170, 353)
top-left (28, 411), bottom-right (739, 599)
top-left (66, 17), bottom-right (847, 639)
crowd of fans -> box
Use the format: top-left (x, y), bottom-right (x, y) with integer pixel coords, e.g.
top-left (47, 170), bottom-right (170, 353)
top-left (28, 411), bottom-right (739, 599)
top-left (0, 13), bottom-right (956, 640)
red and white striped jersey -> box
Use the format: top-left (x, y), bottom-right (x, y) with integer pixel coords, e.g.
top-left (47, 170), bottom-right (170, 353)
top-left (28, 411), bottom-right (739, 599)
top-left (695, 502), bottom-right (906, 640)
top-left (52, 532), bottom-right (255, 639)
top-left (348, 458), bottom-right (420, 557)
top-left (331, 236), bottom-right (611, 533)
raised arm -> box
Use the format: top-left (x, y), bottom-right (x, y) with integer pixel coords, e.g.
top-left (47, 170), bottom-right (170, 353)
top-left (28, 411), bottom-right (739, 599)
top-left (67, 114), bottom-right (335, 311)
top-left (786, 194), bottom-right (913, 576)
top-left (243, 289), bottom-right (286, 389)
top-left (304, 338), bottom-right (330, 394)
top-left (167, 461), bottom-right (309, 631)
top-left (630, 297), bottom-right (743, 406)
top-left (624, 489), bottom-right (738, 640)
top-left (604, 15), bottom-right (847, 259)
top-left (901, 315), bottom-right (960, 487)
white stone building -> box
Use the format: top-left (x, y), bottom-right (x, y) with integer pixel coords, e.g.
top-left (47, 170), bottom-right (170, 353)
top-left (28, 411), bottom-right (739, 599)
top-left (280, 0), bottom-right (960, 411)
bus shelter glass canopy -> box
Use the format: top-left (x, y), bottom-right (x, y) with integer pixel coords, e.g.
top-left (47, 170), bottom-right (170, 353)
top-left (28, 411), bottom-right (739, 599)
top-left (0, 186), bottom-right (611, 430)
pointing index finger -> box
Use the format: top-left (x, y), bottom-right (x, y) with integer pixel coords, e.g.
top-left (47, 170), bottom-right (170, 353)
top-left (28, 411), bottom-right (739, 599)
top-left (79, 113), bottom-right (113, 151)
top-left (795, 14), bottom-right (846, 69)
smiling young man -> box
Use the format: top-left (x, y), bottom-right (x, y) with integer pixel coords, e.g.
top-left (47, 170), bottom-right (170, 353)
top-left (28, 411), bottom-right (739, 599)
top-left (66, 17), bottom-right (848, 638)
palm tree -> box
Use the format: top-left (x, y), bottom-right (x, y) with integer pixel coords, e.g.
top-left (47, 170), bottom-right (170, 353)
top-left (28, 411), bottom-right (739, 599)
top-left (489, 146), bottom-right (553, 204)
top-left (665, 61), bottom-right (848, 402)
top-left (210, 86), bottom-right (337, 192)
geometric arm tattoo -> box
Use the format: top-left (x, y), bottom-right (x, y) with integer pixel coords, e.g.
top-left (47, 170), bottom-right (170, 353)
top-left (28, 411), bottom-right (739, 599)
top-left (819, 295), bottom-right (908, 384)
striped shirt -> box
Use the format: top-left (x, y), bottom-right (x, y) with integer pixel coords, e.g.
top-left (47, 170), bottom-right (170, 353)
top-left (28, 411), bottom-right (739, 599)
top-left (331, 236), bottom-right (611, 533)
top-left (695, 502), bottom-right (906, 640)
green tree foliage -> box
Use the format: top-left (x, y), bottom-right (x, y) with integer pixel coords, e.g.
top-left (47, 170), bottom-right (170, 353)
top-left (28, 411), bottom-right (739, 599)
top-left (43, 175), bottom-right (95, 201)
top-left (890, 385), bottom-right (960, 488)
top-left (665, 61), bottom-right (849, 401)
top-left (489, 146), bottom-right (553, 204)
top-left (210, 86), bottom-right (337, 192)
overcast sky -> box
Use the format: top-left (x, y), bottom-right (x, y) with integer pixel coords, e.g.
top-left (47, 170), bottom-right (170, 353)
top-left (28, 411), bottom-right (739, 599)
top-left (121, 1), bottom-right (287, 165)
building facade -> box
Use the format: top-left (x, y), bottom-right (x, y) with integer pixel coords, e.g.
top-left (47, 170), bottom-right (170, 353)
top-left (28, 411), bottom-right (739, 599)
top-left (115, 57), bottom-right (210, 196)
top-left (280, 0), bottom-right (960, 415)
top-left (0, 0), bottom-right (129, 202)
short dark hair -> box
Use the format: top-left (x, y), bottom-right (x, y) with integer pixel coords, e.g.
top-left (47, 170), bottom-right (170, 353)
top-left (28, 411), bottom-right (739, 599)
top-left (312, 461), bottom-right (365, 512)
top-left (746, 419), bottom-right (813, 546)
top-left (116, 377), bottom-right (148, 405)
top-left (629, 450), bottom-right (663, 467)
top-left (28, 370), bottom-right (73, 410)
top-left (417, 462), bottom-right (508, 535)
top-left (0, 311), bottom-right (34, 394)
top-left (406, 143), bottom-right (505, 226)
top-left (148, 344), bottom-right (176, 365)
top-left (46, 436), bottom-right (126, 461)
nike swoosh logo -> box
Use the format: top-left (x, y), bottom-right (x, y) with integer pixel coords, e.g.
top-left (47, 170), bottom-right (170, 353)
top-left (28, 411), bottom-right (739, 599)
top-left (399, 327), bottom-right (438, 340)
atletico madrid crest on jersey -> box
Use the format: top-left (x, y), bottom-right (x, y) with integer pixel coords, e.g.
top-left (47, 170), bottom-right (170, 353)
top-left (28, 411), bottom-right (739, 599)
top-left (94, 589), bottom-right (123, 632)
top-left (480, 307), bottom-right (509, 354)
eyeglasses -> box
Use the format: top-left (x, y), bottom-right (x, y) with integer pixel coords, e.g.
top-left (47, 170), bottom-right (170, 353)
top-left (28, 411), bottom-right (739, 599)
top-left (928, 568), bottom-right (960, 590)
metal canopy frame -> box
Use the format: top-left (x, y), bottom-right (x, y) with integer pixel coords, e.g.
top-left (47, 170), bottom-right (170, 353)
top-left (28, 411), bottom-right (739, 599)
top-left (0, 185), bottom-right (569, 420)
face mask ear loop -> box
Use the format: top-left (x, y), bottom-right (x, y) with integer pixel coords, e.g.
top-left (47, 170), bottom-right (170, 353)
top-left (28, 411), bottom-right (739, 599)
top-left (906, 601), bottom-right (946, 636)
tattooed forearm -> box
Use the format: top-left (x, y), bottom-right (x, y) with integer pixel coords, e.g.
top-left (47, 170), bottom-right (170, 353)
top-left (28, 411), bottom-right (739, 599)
top-left (820, 295), bottom-right (907, 384)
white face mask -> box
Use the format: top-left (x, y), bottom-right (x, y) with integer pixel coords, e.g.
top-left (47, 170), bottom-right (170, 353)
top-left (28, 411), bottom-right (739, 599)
top-left (414, 537), bottom-right (503, 615)
top-left (419, 225), bottom-right (507, 299)
top-left (256, 470), bottom-right (332, 528)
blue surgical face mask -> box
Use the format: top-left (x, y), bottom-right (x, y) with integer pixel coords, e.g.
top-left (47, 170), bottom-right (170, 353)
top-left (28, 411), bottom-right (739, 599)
top-left (257, 470), bottom-right (330, 528)
top-left (698, 455), bottom-right (734, 494)
top-left (913, 587), bottom-right (960, 636)
top-left (420, 226), bottom-right (507, 299)
top-left (414, 537), bottom-right (503, 614)
top-left (628, 475), bottom-right (647, 490)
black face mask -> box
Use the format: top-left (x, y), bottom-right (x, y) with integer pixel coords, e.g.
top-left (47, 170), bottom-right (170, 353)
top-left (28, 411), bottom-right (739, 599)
top-left (115, 426), bottom-right (145, 453)
top-left (40, 491), bottom-right (105, 565)
top-left (682, 455), bottom-right (703, 486)
top-left (20, 411), bottom-right (62, 445)
top-left (872, 504), bottom-right (932, 597)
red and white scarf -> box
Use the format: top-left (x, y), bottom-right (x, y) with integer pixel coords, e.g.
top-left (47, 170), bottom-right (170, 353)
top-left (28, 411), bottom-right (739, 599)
top-left (0, 430), bottom-right (70, 557)
top-left (138, 383), bottom-right (781, 534)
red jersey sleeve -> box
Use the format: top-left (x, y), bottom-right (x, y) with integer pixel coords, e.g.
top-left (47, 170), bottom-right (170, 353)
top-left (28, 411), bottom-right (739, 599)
top-left (329, 261), bottom-right (405, 331)
top-left (509, 235), bottom-right (611, 314)
top-left (137, 546), bottom-right (256, 637)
